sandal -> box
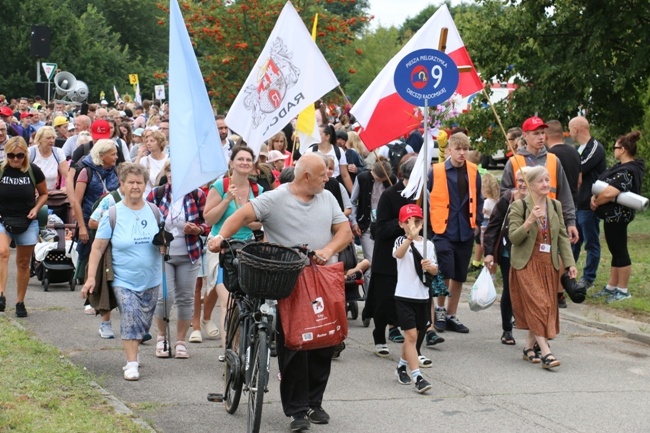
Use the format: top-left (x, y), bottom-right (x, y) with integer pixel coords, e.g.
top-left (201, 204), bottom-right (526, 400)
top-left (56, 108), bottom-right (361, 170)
top-left (541, 353), bottom-right (561, 369)
top-left (201, 319), bottom-right (220, 339)
top-left (418, 355), bottom-right (432, 368)
top-left (522, 348), bottom-right (541, 364)
top-left (123, 362), bottom-right (140, 381)
top-left (188, 329), bottom-right (202, 343)
top-left (156, 337), bottom-right (172, 358)
top-left (501, 331), bottom-right (516, 345)
top-left (374, 344), bottom-right (390, 357)
top-left (174, 341), bottom-right (189, 359)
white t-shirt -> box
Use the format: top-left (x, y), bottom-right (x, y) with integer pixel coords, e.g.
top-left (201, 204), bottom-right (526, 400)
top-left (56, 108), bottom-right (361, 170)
top-left (308, 145), bottom-right (348, 178)
top-left (30, 146), bottom-right (66, 190)
top-left (393, 236), bottom-right (436, 301)
top-left (141, 155), bottom-right (169, 197)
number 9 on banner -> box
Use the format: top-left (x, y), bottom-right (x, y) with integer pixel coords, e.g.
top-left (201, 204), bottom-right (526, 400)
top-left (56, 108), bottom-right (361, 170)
top-left (393, 48), bottom-right (459, 107)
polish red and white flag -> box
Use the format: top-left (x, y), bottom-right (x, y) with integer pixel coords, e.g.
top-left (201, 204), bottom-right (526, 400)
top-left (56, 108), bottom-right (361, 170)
top-left (351, 4), bottom-right (483, 151)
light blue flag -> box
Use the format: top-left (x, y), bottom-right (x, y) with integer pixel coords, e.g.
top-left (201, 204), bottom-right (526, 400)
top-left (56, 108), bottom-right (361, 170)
top-left (169, 0), bottom-right (227, 203)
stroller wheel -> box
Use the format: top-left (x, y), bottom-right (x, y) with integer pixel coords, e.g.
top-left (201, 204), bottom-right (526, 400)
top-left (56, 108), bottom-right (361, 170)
top-left (43, 278), bottom-right (49, 292)
top-left (69, 276), bottom-right (75, 291)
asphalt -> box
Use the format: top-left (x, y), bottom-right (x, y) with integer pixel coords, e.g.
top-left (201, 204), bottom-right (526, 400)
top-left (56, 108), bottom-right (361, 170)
top-left (4, 256), bottom-right (650, 433)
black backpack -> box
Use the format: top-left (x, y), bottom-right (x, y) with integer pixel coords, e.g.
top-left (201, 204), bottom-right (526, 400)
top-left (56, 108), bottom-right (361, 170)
top-left (310, 143), bottom-right (341, 161)
top-left (387, 141), bottom-right (408, 175)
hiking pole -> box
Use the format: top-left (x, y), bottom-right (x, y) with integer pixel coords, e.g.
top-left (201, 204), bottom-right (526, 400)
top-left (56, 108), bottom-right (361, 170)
top-left (154, 220), bottom-right (174, 358)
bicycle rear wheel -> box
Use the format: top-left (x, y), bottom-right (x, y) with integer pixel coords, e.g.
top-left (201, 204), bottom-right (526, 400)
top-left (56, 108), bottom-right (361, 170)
top-left (224, 303), bottom-right (243, 414)
top-left (247, 328), bottom-right (269, 433)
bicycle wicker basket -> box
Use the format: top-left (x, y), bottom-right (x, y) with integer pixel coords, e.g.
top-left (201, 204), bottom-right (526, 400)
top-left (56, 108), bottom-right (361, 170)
top-left (237, 242), bottom-right (306, 299)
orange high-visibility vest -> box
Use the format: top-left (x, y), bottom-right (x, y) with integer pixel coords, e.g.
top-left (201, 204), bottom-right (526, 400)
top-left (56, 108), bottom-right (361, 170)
top-left (430, 161), bottom-right (478, 234)
top-left (512, 154), bottom-right (558, 199)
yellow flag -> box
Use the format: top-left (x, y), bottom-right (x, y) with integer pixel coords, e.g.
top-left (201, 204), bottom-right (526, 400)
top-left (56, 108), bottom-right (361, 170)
top-left (295, 14), bottom-right (321, 153)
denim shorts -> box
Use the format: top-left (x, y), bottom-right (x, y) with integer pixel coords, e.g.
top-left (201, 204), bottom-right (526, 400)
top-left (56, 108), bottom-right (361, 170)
top-left (0, 219), bottom-right (39, 246)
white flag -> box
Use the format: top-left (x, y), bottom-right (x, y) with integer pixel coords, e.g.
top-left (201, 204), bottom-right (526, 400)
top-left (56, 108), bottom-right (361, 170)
top-left (226, 1), bottom-right (338, 156)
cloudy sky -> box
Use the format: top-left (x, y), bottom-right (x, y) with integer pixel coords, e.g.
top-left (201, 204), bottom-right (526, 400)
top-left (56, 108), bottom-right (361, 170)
top-left (367, 0), bottom-right (466, 29)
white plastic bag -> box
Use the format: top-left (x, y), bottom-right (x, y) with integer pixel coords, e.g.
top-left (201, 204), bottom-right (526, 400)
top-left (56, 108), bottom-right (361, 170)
top-left (469, 267), bottom-right (497, 312)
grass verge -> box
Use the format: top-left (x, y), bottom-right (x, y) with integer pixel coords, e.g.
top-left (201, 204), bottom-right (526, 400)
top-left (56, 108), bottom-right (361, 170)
top-left (0, 315), bottom-right (154, 433)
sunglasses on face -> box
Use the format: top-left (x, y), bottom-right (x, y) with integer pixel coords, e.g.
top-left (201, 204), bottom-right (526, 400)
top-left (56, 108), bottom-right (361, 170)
top-left (7, 152), bottom-right (26, 160)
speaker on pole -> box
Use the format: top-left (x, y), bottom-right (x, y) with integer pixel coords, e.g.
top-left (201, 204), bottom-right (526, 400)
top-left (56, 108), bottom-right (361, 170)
top-left (31, 25), bottom-right (51, 58)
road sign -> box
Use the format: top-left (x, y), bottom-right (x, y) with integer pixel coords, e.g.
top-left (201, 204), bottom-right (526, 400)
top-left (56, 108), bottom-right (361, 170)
top-left (129, 74), bottom-right (139, 85)
top-left (155, 85), bottom-right (166, 100)
top-left (42, 63), bottom-right (57, 81)
top-left (393, 49), bottom-right (459, 107)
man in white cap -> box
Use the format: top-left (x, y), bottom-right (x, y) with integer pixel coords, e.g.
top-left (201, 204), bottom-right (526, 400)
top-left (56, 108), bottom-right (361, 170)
top-left (62, 115), bottom-right (92, 159)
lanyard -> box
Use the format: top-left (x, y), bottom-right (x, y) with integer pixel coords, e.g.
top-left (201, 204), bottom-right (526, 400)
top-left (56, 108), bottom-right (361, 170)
top-left (537, 208), bottom-right (549, 243)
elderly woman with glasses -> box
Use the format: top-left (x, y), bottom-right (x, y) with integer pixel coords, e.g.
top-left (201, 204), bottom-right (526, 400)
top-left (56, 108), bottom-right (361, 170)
top-left (0, 137), bottom-right (48, 317)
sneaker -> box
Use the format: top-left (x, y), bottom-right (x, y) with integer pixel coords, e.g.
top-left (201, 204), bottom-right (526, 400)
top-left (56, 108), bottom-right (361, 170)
top-left (468, 263), bottom-right (483, 273)
top-left (307, 406), bottom-right (330, 424)
top-left (395, 365), bottom-right (411, 384)
top-left (15, 302), bottom-right (27, 318)
top-left (141, 333), bottom-right (152, 343)
top-left (425, 330), bottom-right (445, 346)
top-left (388, 327), bottom-right (404, 343)
top-left (558, 293), bottom-right (567, 309)
top-left (290, 413), bottom-right (311, 431)
top-left (99, 321), bottom-right (115, 339)
top-left (84, 304), bottom-right (95, 315)
top-left (592, 286), bottom-right (616, 299)
top-left (576, 279), bottom-right (594, 291)
top-left (331, 341), bottom-right (345, 359)
top-left (446, 316), bottom-right (469, 333)
top-left (433, 307), bottom-right (447, 332)
top-left (606, 289), bottom-right (632, 303)
top-left (345, 270), bottom-right (363, 282)
top-left (415, 375), bottom-right (432, 394)
top-left (0, 294), bottom-right (6, 312)
top-left (374, 344), bottom-right (390, 357)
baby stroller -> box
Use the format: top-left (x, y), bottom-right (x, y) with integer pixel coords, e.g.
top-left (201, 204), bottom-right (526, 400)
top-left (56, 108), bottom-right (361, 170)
top-left (339, 243), bottom-right (367, 320)
top-left (31, 213), bottom-right (77, 292)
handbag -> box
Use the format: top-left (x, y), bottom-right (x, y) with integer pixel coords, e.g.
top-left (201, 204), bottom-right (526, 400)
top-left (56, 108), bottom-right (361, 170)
top-left (469, 267), bottom-right (497, 311)
top-left (277, 262), bottom-right (348, 351)
top-left (46, 190), bottom-right (69, 207)
top-left (0, 215), bottom-right (32, 234)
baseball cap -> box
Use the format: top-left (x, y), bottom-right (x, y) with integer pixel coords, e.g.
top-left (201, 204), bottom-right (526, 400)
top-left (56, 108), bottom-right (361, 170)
top-left (133, 127), bottom-right (144, 137)
top-left (68, 123), bottom-right (76, 131)
top-left (335, 130), bottom-right (348, 142)
top-left (100, 99), bottom-right (108, 106)
top-left (259, 143), bottom-right (269, 157)
top-left (267, 150), bottom-right (289, 163)
top-left (0, 106), bottom-right (13, 117)
top-left (91, 119), bottom-right (112, 140)
top-left (398, 204), bottom-right (423, 223)
top-left (522, 116), bottom-right (548, 132)
top-left (20, 112), bottom-right (34, 119)
top-left (53, 116), bottom-right (69, 127)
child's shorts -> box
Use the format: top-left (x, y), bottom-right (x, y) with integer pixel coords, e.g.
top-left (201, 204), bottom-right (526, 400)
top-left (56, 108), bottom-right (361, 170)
top-left (395, 297), bottom-right (431, 331)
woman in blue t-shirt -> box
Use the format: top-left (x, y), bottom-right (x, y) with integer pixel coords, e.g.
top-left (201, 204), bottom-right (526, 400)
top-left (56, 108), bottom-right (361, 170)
top-left (0, 137), bottom-right (48, 317)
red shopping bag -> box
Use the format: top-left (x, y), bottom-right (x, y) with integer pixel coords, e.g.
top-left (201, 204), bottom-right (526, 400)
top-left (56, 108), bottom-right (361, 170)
top-left (278, 262), bottom-right (348, 351)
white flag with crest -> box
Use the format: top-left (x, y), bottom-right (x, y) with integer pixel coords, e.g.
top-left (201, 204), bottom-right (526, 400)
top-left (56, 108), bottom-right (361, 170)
top-left (226, 1), bottom-right (339, 156)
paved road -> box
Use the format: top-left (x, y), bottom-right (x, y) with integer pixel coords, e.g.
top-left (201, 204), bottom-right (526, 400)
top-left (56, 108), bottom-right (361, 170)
top-left (4, 257), bottom-right (650, 433)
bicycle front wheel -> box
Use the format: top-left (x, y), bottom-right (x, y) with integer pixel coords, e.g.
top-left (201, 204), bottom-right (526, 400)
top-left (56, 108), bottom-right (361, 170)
top-left (224, 303), bottom-right (243, 414)
top-left (247, 328), bottom-right (269, 433)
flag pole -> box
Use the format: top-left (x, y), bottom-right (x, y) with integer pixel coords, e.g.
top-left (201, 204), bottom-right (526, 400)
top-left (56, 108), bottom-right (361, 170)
top-left (421, 97), bottom-right (429, 263)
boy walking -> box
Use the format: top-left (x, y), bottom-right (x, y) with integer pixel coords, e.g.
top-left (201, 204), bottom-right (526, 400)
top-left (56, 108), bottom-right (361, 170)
top-left (393, 204), bottom-right (437, 394)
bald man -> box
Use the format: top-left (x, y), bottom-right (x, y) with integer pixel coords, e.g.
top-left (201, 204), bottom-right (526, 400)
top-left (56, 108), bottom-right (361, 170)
top-left (568, 116), bottom-right (606, 290)
top-left (61, 115), bottom-right (92, 159)
top-left (208, 152), bottom-right (352, 431)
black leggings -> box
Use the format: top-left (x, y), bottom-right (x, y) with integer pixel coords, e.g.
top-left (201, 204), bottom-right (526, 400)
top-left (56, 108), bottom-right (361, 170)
top-left (498, 255), bottom-right (513, 332)
top-left (604, 221), bottom-right (631, 267)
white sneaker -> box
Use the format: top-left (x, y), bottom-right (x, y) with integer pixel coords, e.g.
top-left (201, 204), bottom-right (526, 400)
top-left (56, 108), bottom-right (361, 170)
top-left (99, 321), bottom-right (115, 339)
top-left (84, 304), bottom-right (95, 315)
top-left (123, 362), bottom-right (140, 381)
top-left (374, 344), bottom-right (390, 357)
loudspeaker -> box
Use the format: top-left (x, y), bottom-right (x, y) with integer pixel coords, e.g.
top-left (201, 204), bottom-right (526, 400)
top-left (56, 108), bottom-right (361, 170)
top-left (31, 25), bottom-right (51, 58)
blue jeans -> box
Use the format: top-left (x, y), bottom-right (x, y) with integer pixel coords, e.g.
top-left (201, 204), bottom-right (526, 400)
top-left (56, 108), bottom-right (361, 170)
top-left (572, 210), bottom-right (601, 283)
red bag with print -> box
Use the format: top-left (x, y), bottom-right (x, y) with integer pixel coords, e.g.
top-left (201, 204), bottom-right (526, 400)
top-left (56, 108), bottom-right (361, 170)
top-left (278, 262), bottom-right (348, 351)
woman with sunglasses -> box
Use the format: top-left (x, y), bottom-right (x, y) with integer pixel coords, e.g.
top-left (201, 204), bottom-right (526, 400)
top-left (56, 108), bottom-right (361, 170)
top-left (0, 137), bottom-right (48, 317)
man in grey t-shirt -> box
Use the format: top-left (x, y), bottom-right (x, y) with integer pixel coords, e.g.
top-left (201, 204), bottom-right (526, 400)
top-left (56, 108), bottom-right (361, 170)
top-left (208, 152), bottom-right (352, 431)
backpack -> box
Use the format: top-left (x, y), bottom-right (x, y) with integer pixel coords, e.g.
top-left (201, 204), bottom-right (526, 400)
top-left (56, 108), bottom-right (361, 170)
top-left (309, 143), bottom-right (341, 161)
top-left (30, 146), bottom-right (60, 164)
top-left (387, 141), bottom-right (409, 175)
top-left (107, 201), bottom-right (160, 233)
top-left (73, 140), bottom-right (125, 187)
top-left (221, 177), bottom-right (260, 198)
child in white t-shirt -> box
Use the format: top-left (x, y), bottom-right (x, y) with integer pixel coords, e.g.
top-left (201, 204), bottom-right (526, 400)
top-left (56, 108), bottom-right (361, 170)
top-left (392, 204), bottom-right (438, 394)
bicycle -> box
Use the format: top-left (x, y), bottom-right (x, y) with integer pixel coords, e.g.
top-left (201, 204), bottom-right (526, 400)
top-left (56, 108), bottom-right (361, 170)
top-left (219, 240), bottom-right (308, 433)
